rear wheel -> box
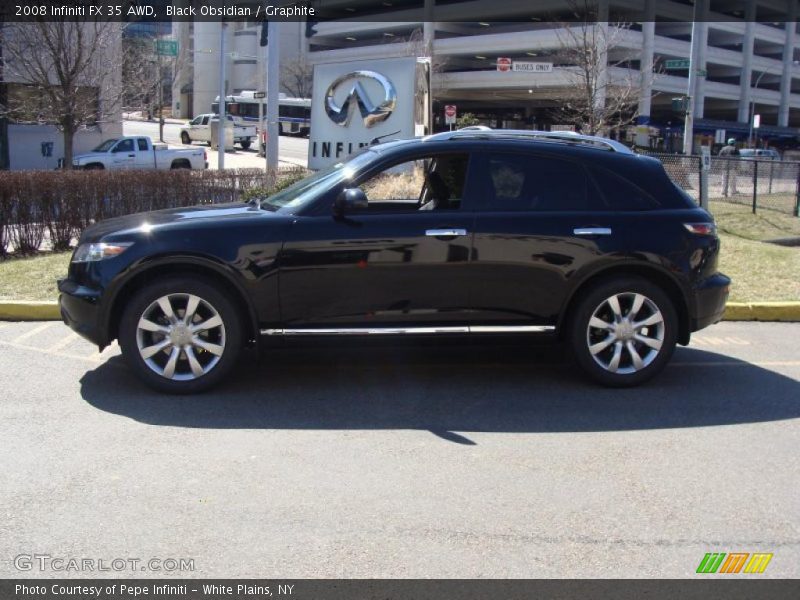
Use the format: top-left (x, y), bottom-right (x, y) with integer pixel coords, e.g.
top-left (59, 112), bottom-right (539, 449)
top-left (239, 140), bottom-right (251, 150)
top-left (569, 277), bottom-right (677, 387)
top-left (119, 277), bottom-right (243, 393)
top-left (180, 131), bottom-right (191, 145)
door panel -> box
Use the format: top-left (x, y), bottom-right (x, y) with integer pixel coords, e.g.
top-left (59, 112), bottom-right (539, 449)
top-left (467, 151), bottom-right (628, 325)
top-left (110, 139), bottom-right (136, 169)
top-left (470, 213), bottom-right (626, 325)
top-left (279, 213), bottom-right (475, 326)
top-left (278, 151), bottom-right (476, 327)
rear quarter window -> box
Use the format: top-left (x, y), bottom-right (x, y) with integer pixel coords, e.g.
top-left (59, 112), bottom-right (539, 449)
top-left (589, 166), bottom-right (661, 211)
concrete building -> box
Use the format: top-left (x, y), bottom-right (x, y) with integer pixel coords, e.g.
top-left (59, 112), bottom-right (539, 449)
top-left (0, 23), bottom-right (123, 170)
top-left (306, 0), bottom-right (800, 150)
top-left (172, 20), bottom-right (303, 119)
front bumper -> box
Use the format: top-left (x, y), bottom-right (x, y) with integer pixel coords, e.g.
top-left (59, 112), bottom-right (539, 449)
top-left (691, 273), bottom-right (731, 331)
top-left (58, 279), bottom-right (106, 348)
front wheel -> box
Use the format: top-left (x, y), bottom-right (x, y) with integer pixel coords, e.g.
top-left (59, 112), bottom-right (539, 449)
top-left (180, 131), bottom-right (191, 145)
top-left (569, 277), bottom-right (678, 387)
top-left (119, 277), bottom-right (243, 393)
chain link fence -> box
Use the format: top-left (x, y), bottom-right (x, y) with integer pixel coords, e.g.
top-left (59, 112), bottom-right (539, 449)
top-left (642, 152), bottom-right (800, 216)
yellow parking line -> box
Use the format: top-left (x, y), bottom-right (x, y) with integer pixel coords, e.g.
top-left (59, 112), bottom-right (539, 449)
top-left (10, 322), bottom-right (54, 344)
top-left (0, 338), bottom-right (101, 364)
top-left (45, 331), bottom-right (82, 353)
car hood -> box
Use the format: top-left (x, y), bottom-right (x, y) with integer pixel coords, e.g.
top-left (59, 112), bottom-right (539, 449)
top-left (80, 202), bottom-right (273, 242)
top-left (72, 152), bottom-right (106, 164)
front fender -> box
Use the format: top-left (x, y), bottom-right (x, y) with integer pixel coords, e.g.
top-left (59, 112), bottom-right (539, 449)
top-left (100, 253), bottom-right (261, 344)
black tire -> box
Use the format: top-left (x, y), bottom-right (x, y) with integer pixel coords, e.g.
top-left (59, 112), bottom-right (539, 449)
top-left (84, 163), bottom-right (104, 170)
top-left (118, 277), bottom-right (243, 394)
top-left (170, 160), bottom-right (191, 169)
top-left (180, 131), bottom-right (191, 145)
top-left (569, 276), bottom-right (678, 387)
top-left (239, 140), bottom-right (251, 150)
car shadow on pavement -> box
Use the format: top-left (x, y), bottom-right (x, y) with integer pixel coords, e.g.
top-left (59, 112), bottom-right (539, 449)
top-left (79, 340), bottom-right (800, 441)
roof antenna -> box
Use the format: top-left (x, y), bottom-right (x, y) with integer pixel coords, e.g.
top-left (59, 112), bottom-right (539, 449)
top-left (370, 130), bottom-right (402, 145)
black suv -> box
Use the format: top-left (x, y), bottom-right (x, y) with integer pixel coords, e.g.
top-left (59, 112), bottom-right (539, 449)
top-left (59, 129), bottom-right (729, 393)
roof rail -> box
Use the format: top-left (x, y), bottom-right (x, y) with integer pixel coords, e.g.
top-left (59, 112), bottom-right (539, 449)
top-left (423, 128), bottom-right (635, 154)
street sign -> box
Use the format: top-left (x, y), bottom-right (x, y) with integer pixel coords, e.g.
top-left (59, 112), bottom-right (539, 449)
top-left (665, 59), bottom-right (690, 70)
top-left (671, 96), bottom-right (688, 113)
top-left (695, 68), bottom-right (707, 77)
top-left (444, 105), bottom-right (457, 125)
top-left (496, 57), bottom-right (512, 72)
top-left (753, 114), bottom-right (761, 129)
top-left (700, 146), bottom-right (711, 171)
top-left (512, 62), bottom-right (553, 72)
top-left (155, 40), bottom-right (178, 57)
top-left (254, 91), bottom-right (266, 99)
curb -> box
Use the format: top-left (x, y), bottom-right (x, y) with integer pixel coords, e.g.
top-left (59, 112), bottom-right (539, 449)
top-left (723, 302), bottom-right (800, 322)
top-left (0, 301), bottom-right (61, 321)
top-left (1, 301), bottom-right (800, 323)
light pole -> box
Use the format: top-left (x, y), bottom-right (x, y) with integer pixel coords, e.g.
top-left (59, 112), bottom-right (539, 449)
top-left (748, 68), bottom-right (773, 149)
top-left (217, 19), bottom-right (227, 170)
top-left (682, 0), bottom-right (702, 155)
top-left (748, 61), bottom-right (798, 148)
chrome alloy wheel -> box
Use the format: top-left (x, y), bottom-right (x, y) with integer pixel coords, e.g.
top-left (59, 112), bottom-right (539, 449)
top-left (585, 292), bottom-right (665, 375)
top-left (135, 293), bottom-right (226, 381)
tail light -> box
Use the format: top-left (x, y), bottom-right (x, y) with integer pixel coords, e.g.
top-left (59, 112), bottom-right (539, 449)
top-left (683, 223), bottom-right (717, 236)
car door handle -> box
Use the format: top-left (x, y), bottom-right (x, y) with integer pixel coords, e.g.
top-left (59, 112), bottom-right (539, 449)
top-left (425, 229), bottom-right (468, 237)
top-left (573, 227), bottom-right (612, 236)
top-left (128, 154), bottom-right (135, 158)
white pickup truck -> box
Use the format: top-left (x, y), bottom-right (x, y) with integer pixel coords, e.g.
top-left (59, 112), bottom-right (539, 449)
top-left (72, 136), bottom-right (207, 170)
top-left (180, 114), bottom-right (257, 149)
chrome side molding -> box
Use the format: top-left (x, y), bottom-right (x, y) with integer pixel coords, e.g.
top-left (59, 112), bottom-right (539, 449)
top-left (573, 227), bottom-right (612, 236)
top-left (425, 229), bottom-right (468, 237)
top-left (261, 325), bottom-right (555, 336)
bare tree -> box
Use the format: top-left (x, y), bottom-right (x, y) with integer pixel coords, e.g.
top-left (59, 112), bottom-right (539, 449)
top-left (1, 20), bottom-right (124, 167)
top-left (552, 2), bottom-right (643, 135)
top-left (122, 30), bottom-right (188, 142)
top-left (122, 36), bottom-right (159, 117)
top-left (280, 56), bottom-right (313, 99)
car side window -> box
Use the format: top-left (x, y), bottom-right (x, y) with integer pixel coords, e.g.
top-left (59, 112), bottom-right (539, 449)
top-left (201, 116), bottom-right (210, 125)
top-left (478, 153), bottom-right (591, 211)
top-left (113, 139), bottom-right (134, 153)
top-left (190, 117), bottom-right (201, 125)
top-left (355, 153), bottom-right (470, 213)
top-left (137, 138), bottom-right (149, 151)
top-left (588, 166), bottom-right (660, 211)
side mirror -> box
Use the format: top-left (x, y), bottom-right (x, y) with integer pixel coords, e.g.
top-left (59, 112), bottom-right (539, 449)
top-left (334, 188), bottom-right (368, 215)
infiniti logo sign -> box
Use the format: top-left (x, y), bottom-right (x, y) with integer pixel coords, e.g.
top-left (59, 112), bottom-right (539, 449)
top-left (325, 70), bottom-right (397, 128)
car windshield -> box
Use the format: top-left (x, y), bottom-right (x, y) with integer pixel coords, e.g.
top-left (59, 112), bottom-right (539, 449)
top-left (93, 139), bottom-right (118, 152)
top-left (260, 150), bottom-right (379, 213)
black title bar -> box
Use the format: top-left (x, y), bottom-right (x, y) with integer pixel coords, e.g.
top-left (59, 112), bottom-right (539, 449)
top-left (2, 579), bottom-right (800, 600)
top-left (2, 0), bottom-right (799, 23)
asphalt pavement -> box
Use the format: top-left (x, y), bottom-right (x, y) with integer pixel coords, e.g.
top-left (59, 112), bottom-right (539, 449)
top-left (0, 321), bottom-right (798, 578)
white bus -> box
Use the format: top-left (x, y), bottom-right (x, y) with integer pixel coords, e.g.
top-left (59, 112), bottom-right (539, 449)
top-left (212, 91), bottom-right (311, 137)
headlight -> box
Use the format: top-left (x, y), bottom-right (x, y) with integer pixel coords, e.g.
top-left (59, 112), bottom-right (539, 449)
top-left (71, 242), bottom-right (133, 263)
